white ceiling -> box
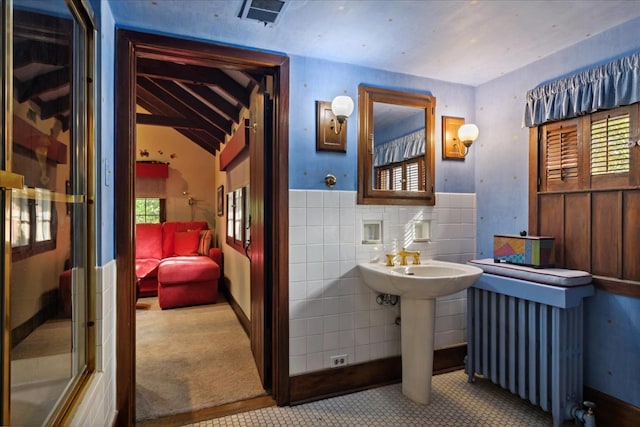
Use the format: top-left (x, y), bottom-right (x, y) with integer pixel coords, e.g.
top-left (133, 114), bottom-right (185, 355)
top-left (108, 0), bottom-right (640, 86)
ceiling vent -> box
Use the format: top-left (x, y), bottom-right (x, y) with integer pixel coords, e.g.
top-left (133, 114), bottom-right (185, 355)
top-left (238, 0), bottom-right (287, 26)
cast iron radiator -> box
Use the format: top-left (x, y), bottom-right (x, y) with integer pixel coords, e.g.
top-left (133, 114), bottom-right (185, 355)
top-left (466, 273), bottom-right (594, 427)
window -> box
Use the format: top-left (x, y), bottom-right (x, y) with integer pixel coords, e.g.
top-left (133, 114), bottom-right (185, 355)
top-left (226, 186), bottom-right (249, 253)
top-left (539, 105), bottom-right (638, 192)
top-left (375, 157), bottom-right (425, 191)
top-left (135, 198), bottom-right (166, 223)
top-left (11, 188), bottom-right (56, 261)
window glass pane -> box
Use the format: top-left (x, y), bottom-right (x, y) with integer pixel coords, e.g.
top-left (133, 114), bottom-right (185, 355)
top-left (135, 198), bottom-right (161, 223)
top-left (234, 188), bottom-right (243, 242)
top-left (227, 193), bottom-right (234, 238)
top-left (11, 193), bottom-right (29, 247)
top-left (35, 189), bottom-right (52, 241)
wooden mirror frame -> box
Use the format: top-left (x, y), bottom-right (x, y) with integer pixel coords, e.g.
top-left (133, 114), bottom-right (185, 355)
top-left (357, 85), bottom-right (436, 205)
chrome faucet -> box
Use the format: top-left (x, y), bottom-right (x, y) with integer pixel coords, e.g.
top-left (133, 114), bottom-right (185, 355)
top-left (398, 247), bottom-right (421, 265)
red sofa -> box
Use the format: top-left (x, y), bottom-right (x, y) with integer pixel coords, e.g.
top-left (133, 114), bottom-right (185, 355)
top-left (135, 221), bottom-right (222, 309)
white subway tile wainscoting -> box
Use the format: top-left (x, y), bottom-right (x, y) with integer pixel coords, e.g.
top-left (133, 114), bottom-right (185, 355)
top-left (288, 191), bottom-right (476, 375)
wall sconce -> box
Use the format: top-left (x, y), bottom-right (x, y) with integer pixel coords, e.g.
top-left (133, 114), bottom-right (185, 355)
top-left (330, 95), bottom-right (354, 135)
top-left (316, 96), bottom-right (354, 152)
top-left (457, 123), bottom-right (479, 157)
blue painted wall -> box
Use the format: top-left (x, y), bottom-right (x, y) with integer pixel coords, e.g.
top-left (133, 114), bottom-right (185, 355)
top-left (289, 56), bottom-right (476, 192)
top-left (474, 17), bottom-right (640, 406)
top-left (98, 0), bottom-right (116, 264)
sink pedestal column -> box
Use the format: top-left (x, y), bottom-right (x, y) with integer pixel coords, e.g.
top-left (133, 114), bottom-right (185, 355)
top-left (400, 298), bottom-right (436, 405)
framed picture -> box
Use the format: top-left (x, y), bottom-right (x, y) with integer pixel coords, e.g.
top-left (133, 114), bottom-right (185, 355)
top-left (442, 116), bottom-right (466, 160)
top-left (217, 185), bottom-right (224, 216)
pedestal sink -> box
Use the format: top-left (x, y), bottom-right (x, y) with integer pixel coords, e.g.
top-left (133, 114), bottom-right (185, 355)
top-left (358, 260), bottom-right (482, 405)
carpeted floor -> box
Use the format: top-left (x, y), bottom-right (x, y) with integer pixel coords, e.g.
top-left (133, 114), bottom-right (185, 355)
top-left (136, 296), bottom-right (266, 421)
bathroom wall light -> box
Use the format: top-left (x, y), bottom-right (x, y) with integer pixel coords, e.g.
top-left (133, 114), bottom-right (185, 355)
top-left (457, 123), bottom-right (479, 157)
top-left (330, 95), bottom-right (354, 135)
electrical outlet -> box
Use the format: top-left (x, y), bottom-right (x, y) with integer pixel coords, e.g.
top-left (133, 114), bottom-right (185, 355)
top-left (330, 354), bottom-right (348, 367)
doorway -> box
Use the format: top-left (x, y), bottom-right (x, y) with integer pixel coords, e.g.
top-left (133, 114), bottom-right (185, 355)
top-left (114, 30), bottom-right (290, 425)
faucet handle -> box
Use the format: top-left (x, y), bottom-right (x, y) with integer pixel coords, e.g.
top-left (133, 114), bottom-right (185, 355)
top-left (385, 254), bottom-right (396, 266)
top-left (412, 253), bottom-right (421, 265)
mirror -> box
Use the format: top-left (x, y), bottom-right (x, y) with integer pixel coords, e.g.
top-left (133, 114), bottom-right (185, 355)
top-left (357, 85), bottom-right (436, 205)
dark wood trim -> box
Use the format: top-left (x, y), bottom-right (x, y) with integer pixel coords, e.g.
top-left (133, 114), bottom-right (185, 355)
top-left (584, 386), bottom-right (640, 427)
top-left (289, 344), bottom-right (467, 404)
top-left (220, 278), bottom-right (250, 337)
top-left (592, 276), bottom-right (640, 298)
top-left (273, 58), bottom-right (290, 405)
top-left (432, 343), bottom-right (467, 373)
top-left (115, 29), bottom-right (290, 425)
top-left (115, 29), bottom-right (137, 427)
top-left (289, 357), bottom-right (402, 404)
top-left (528, 126), bottom-right (539, 233)
top-left (135, 395), bottom-right (275, 427)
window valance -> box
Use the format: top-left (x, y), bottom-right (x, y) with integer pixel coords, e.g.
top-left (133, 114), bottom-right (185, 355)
top-left (373, 128), bottom-right (425, 166)
top-left (523, 51), bottom-right (640, 127)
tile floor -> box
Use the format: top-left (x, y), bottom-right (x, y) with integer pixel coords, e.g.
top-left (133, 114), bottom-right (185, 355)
top-left (185, 370), bottom-right (575, 426)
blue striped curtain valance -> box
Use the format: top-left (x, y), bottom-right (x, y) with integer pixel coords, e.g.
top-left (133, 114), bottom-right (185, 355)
top-left (373, 128), bottom-right (425, 166)
top-left (523, 51), bottom-right (640, 127)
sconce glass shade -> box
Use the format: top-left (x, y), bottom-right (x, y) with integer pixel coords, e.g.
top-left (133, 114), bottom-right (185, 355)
top-left (331, 95), bottom-right (354, 123)
top-left (458, 123), bottom-right (479, 147)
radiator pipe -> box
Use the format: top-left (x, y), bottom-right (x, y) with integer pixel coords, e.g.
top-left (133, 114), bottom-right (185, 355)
top-left (569, 401), bottom-right (596, 427)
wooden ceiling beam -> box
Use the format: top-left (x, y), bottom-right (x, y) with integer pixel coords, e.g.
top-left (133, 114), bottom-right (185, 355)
top-left (183, 82), bottom-right (242, 123)
top-left (139, 76), bottom-right (233, 136)
top-left (137, 77), bottom-right (227, 142)
top-left (137, 58), bottom-right (251, 108)
top-left (138, 98), bottom-right (220, 154)
top-left (38, 95), bottom-right (69, 120)
top-left (16, 66), bottom-right (70, 103)
top-left (136, 113), bottom-right (203, 129)
top-left (137, 86), bottom-right (222, 153)
top-left (13, 39), bottom-right (69, 69)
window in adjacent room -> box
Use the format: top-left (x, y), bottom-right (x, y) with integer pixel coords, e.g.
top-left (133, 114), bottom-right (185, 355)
top-left (226, 186), bottom-right (249, 253)
top-left (11, 187), bottom-right (56, 261)
top-left (135, 197), bottom-right (166, 223)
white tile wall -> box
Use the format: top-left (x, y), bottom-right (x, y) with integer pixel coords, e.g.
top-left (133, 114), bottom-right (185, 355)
top-left (289, 191), bottom-right (477, 375)
top-left (69, 260), bottom-right (117, 426)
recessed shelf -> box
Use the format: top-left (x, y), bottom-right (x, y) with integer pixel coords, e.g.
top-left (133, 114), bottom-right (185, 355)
top-left (414, 220), bottom-right (431, 242)
top-left (362, 220), bottom-right (382, 244)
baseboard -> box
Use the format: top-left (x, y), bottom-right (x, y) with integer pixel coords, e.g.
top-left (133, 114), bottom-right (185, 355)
top-left (220, 277), bottom-right (251, 337)
top-left (289, 343), bottom-right (467, 405)
top-left (12, 289), bottom-right (59, 347)
top-left (584, 386), bottom-right (640, 427)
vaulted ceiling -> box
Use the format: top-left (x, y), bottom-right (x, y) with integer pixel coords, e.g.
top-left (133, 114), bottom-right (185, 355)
top-left (13, 9), bottom-right (72, 133)
top-left (134, 56), bottom-right (259, 155)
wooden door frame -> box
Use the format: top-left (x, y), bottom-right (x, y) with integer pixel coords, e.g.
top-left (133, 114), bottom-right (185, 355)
top-left (114, 29), bottom-right (289, 425)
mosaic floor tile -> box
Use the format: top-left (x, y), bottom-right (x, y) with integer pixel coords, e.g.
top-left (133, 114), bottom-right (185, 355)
top-left (185, 370), bottom-right (576, 427)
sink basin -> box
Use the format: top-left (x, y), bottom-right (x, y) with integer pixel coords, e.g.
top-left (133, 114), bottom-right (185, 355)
top-left (357, 259), bottom-right (483, 405)
top-left (358, 260), bottom-right (482, 299)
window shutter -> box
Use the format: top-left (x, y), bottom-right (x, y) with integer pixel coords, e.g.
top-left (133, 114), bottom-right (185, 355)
top-left (377, 168), bottom-right (390, 190)
top-left (543, 122), bottom-right (579, 190)
top-left (406, 160), bottom-right (420, 191)
top-left (590, 113), bottom-right (630, 176)
top-left (392, 165), bottom-right (402, 190)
